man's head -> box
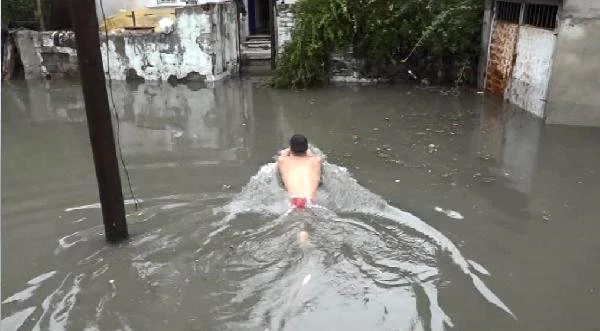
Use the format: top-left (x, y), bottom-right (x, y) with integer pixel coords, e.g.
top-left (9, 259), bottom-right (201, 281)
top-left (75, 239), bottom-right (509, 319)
top-left (289, 134), bottom-right (308, 155)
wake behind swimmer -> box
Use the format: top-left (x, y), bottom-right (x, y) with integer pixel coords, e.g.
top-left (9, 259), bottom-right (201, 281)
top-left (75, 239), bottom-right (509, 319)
top-left (217, 139), bottom-right (516, 324)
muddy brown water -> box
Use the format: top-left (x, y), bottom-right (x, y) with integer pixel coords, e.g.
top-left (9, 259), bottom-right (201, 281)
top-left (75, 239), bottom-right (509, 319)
top-left (2, 78), bottom-right (599, 331)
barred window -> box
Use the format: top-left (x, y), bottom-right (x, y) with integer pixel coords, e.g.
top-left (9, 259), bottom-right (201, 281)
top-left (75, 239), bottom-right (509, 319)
top-left (496, 1), bottom-right (521, 23)
top-left (524, 3), bottom-right (559, 29)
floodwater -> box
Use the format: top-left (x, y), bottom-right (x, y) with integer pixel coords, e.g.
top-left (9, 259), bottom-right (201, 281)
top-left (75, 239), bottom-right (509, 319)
top-left (2, 78), bottom-right (600, 331)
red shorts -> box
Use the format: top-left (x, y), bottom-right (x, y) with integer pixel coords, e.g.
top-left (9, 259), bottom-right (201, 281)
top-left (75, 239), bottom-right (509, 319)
top-left (291, 197), bottom-right (312, 209)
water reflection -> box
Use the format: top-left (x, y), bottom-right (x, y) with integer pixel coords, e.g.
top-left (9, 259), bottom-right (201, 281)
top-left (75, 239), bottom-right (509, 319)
top-left (476, 100), bottom-right (542, 195)
top-left (4, 79), bottom-right (264, 161)
top-left (4, 80), bottom-right (600, 331)
top-left (457, 99), bottom-right (545, 224)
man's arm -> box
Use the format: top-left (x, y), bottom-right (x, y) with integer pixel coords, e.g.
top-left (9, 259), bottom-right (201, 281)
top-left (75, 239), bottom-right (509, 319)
top-left (279, 148), bottom-right (291, 157)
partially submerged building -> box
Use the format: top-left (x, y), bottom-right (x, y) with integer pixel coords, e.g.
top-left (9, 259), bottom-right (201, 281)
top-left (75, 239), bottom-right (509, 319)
top-left (3, 0), bottom-right (599, 126)
top-left (480, 0), bottom-right (600, 126)
top-left (2, 0), bottom-right (282, 81)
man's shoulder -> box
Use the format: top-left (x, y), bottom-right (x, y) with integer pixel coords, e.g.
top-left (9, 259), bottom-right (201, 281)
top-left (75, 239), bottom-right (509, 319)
top-left (309, 155), bottom-right (322, 164)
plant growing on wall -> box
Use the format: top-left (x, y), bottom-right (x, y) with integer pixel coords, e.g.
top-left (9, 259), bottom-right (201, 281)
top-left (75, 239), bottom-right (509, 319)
top-left (271, 0), bottom-right (483, 89)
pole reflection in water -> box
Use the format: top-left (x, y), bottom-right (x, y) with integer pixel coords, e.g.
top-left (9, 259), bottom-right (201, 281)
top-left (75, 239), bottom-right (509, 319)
top-left (3, 80), bottom-right (600, 331)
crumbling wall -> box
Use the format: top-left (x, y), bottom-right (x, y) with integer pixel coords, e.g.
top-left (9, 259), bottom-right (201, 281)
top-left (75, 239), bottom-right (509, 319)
top-left (10, 30), bottom-right (79, 80)
top-left (7, 2), bottom-right (239, 82)
top-left (101, 2), bottom-right (239, 82)
top-left (275, 4), bottom-right (294, 55)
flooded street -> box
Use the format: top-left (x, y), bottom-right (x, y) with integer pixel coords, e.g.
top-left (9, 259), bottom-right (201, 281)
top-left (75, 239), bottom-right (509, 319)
top-left (2, 78), bottom-right (600, 330)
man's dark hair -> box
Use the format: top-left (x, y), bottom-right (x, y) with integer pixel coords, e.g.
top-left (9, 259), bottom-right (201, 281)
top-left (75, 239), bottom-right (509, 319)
top-left (289, 134), bottom-right (308, 155)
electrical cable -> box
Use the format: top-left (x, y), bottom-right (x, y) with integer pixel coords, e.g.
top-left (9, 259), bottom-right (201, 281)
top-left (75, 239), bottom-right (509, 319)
top-left (98, 0), bottom-right (138, 210)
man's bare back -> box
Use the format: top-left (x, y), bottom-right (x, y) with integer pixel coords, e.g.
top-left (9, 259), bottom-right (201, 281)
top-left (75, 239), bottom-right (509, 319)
top-left (278, 150), bottom-right (322, 199)
top-left (277, 135), bottom-right (322, 203)
top-left (278, 135), bottom-right (321, 246)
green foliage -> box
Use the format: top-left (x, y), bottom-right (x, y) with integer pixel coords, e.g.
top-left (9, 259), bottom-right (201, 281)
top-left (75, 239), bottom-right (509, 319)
top-left (271, 0), bottom-right (483, 88)
top-left (270, 0), bottom-right (354, 88)
top-left (2, 0), bottom-right (52, 29)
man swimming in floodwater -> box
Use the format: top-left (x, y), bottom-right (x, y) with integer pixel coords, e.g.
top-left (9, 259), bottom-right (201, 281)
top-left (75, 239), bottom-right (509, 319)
top-left (277, 134), bottom-right (322, 245)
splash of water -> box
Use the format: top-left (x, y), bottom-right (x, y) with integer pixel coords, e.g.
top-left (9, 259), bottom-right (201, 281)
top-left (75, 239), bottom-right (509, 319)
top-left (217, 148), bottom-right (516, 324)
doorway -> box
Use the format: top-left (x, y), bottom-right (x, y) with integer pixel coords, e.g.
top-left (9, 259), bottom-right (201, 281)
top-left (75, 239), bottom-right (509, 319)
top-left (248, 0), bottom-right (270, 35)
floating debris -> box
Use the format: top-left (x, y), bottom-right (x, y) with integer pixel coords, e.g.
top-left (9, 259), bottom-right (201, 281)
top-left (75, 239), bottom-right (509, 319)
top-left (482, 177), bottom-right (496, 183)
top-left (542, 211), bottom-right (551, 222)
top-left (386, 159), bottom-right (404, 165)
top-left (374, 147), bottom-right (391, 158)
top-left (428, 144), bottom-right (437, 153)
top-left (434, 206), bottom-right (464, 220)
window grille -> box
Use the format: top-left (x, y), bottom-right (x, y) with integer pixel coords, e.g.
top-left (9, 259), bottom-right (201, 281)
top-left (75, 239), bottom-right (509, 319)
top-left (496, 1), bottom-right (521, 23)
top-left (524, 3), bottom-right (559, 29)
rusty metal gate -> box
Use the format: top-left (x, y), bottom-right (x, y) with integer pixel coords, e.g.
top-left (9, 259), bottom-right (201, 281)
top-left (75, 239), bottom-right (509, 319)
top-left (485, 1), bottom-right (521, 96)
top-left (484, 0), bottom-right (560, 117)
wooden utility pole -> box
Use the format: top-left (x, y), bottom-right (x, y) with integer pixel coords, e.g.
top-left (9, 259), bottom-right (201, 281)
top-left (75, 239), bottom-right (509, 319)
top-left (68, 0), bottom-right (129, 242)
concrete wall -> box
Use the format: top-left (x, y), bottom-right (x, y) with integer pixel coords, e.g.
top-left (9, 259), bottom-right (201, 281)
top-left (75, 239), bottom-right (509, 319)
top-left (9, 3), bottom-right (239, 82)
top-left (275, 4), bottom-right (294, 55)
top-left (505, 26), bottom-right (556, 118)
top-left (561, 0), bottom-right (600, 18)
top-left (101, 3), bottom-right (239, 82)
top-left (545, 0), bottom-right (600, 126)
top-left (12, 31), bottom-right (79, 80)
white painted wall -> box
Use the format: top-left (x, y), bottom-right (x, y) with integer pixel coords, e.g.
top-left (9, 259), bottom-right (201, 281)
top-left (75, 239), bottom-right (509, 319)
top-left (275, 5), bottom-right (294, 53)
top-left (505, 26), bottom-right (556, 118)
top-left (100, 3), bottom-right (239, 82)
